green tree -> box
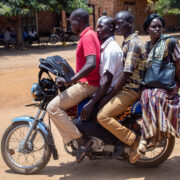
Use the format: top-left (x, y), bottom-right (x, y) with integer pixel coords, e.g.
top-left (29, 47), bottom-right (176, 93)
top-left (146, 0), bottom-right (180, 16)
top-left (0, 0), bottom-right (91, 48)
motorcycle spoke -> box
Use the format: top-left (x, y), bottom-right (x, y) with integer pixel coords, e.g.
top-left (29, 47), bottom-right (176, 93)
top-left (15, 152), bottom-right (23, 164)
top-left (22, 154), bottom-right (30, 167)
top-left (141, 145), bottom-right (166, 160)
top-left (14, 128), bottom-right (25, 140)
top-left (29, 152), bottom-right (38, 165)
top-left (33, 134), bottom-right (42, 145)
top-left (152, 149), bottom-right (162, 156)
top-left (8, 145), bottom-right (18, 150)
top-left (11, 131), bottom-right (21, 142)
top-left (16, 128), bottom-right (24, 139)
top-left (11, 126), bottom-right (27, 141)
top-left (11, 152), bottom-right (24, 166)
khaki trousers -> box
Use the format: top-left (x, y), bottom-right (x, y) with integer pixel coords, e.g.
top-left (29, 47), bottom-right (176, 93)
top-left (97, 89), bottom-right (140, 146)
top-left (47, 82), bottom-right (98, 143)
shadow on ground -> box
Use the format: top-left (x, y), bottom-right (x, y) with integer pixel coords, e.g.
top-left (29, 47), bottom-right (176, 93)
top-left (6, 156), bottom-right (180, 180)
top-left (0, 43), bottom-right (77, 57)
top-left (43, 156), bottom-right (180, 180)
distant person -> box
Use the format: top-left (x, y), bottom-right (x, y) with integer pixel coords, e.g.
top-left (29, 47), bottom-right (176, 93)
top-left (22, 27), bottom-right (29, 42)
top-left (4, 27), bottom-right (15, 48)
top-left (0, 29), bottom-right (4, 40)
top-left (28, 28), bottom-right (40, 44)
top-left (97, 11), bottom-right (107, 25)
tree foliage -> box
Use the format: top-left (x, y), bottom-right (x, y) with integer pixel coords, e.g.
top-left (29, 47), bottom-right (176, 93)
top-left (0, 0), bottom-right (91, 16)
top-left (67, 0), bottom-right (92, 14)
top-left (146, 0), bottom-right (180, 16)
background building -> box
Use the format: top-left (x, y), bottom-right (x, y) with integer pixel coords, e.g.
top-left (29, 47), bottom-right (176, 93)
top-left (88, 0), bottom-right (180, 33)
top-left (0, 0), bottom-right (179, 36)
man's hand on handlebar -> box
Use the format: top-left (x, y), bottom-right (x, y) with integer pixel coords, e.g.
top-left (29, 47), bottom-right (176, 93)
top-left (56, 77), bottom-right (72, 86)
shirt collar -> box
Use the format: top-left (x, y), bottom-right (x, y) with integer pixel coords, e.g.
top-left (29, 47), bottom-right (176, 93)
top-left (80, 27), bottom-right (93, 37)
top-left (123, 33), bottom-right (138, 43)
top-left (101, 36), bottom-right (115, 51)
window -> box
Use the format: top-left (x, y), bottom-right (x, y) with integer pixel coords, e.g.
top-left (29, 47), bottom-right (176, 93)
top-left (124, 2), bottom-right (136, 5)
top-left (21, 13), bottom-right (37, 31)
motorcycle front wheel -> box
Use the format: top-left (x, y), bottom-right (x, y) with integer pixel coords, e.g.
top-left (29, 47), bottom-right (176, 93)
top-left (1, 121), bottom-right (51, 174)
top-left (134, 135), bottom-right (175, 168)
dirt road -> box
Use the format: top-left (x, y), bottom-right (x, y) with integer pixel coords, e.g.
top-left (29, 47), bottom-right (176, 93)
top-left (0, 37), bottom-right (180, 180)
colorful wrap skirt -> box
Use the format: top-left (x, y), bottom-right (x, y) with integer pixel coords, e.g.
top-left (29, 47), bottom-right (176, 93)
top-left (141, 88), bottom-right (180, 140)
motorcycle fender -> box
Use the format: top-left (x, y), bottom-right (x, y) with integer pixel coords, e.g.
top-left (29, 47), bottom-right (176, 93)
top-left (12, 116), bottom-right (49, 138)
top-left (50, 34), bottom-right (59, 38)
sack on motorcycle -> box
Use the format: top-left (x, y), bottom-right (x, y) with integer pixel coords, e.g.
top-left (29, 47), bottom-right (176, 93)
top-left (39, 55), bottom-right (75, 81)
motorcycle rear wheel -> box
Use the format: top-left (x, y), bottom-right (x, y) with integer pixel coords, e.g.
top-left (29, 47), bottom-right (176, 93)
top-left (49, 36), bottom-right (58, 44)
top-left (1, 121), bottom-right (51, 174)
top-left (68, 35), bottom-right (79, 42)
top-left (134, 135), bottom-right (175, 168)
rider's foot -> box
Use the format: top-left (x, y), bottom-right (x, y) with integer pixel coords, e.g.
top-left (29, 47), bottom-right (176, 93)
top-left (76, 138), bottom-right (92, 164)
top-left (137, 139), bottom-right (147, 156)
top-left (128, 137), bottom-right (140, 164)
top-left (112, 142), bottom-right (124, 158)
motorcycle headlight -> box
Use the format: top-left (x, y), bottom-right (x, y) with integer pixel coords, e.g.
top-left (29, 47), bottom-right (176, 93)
top-left (31, 83), bottom-right (43, 101)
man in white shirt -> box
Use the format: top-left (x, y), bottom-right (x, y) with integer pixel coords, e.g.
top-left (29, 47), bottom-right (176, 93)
top-left (75, 17), bottom-right (124, 161)
top-left (28, 28), bottom-right (40, 44)
top-left (81, 17), bottom-right (123, 120)
top-left (4, 28), bottom-right (11, 42)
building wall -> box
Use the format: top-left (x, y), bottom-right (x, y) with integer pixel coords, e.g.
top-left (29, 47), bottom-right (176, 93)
top-left (165, 15), bottom-right (179, 32)
top-left (0, 2), bottom-right (178, 36)
top-left (0, 11), bottom-right (57, 36)
top-left (88, 0), bottom-right (116, 28)
top-left (37, 11), bottom-right (58, 36)
top-left (88, 0), bottom-right (178, 34)
top-left (0, 16), bottom-right (14, 34)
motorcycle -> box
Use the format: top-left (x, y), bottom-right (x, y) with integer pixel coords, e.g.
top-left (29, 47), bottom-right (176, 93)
top-left (1, 55), bottom-right (175, 174)
top-left (49, 28), bottom-right (79, 44)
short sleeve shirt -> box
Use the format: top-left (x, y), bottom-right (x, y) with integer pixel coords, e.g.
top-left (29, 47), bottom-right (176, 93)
top-left (76, 27), bottom-right (101, 86)
top-left (100, 36), bottom-right (123, 92)
top-left (29, 31), bottom-right (37, 37)
top-left (4, 31), bottom-right (11, 42)
top-left (122, 33), bottom-right (146, 90)
top-left (145, 37), bottom-right (180, 63)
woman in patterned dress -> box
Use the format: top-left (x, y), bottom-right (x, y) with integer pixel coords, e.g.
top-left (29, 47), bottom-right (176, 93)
top-left (137, 14), bottom-right (180, 155)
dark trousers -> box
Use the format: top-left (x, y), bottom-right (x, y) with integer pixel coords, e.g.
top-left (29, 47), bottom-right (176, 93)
top-left (29, 36), bottom-right (40, 44)
top-left (75, 105), bottom-right (119, 145)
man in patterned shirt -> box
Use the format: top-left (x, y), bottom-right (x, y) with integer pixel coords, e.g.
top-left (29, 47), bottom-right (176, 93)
top-left (97, 11), bottom-right (146, 163)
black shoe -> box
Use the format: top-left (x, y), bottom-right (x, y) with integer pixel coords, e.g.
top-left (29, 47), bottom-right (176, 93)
top-left (112, 142), bottom-right (124, 159)
top-left (76, 139), bottom-right (92, 164)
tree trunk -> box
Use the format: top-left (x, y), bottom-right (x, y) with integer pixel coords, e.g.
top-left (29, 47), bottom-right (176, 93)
top-left (15, 15), bottom-right (24, 48)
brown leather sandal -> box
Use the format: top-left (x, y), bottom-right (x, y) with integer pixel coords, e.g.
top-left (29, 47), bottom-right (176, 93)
top-left (128, 137), bottom-right (140, 164)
